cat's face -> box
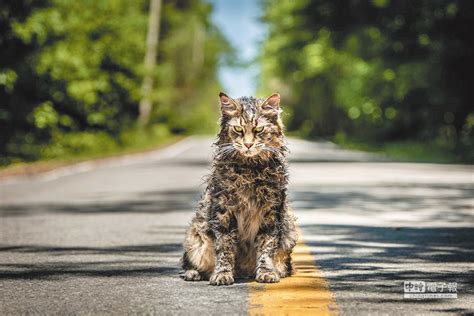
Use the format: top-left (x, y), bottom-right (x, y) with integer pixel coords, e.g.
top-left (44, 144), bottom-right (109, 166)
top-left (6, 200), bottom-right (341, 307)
top-left (217, 92), bottom-right (285, 159)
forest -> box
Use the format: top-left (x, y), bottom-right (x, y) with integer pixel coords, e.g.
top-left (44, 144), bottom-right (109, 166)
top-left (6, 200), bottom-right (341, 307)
top-left (1, 0), bottom-right (473, 166)
top-left (0, 0), bottom-right (230, 165)
top-left (260, 0), bottom-right (474, 162)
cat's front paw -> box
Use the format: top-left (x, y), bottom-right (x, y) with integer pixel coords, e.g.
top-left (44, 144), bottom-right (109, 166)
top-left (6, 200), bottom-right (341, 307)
top-left (183, 269), bottom-right (201, 281)
top-left (209, 272), bottom-right (234, 286)
top-left (256, 271), bottom-right (280, 283)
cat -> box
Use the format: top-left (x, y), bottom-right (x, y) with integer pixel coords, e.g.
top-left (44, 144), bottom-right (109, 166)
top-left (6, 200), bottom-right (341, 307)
top-left (181, 92), bottom-right (298, 285)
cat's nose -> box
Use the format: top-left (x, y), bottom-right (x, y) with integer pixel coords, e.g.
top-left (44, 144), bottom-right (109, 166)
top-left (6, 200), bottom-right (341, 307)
top-left (244, 142), bottom-right (253, 149)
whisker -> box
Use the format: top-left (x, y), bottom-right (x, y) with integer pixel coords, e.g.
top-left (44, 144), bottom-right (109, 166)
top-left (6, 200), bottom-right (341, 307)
top-left (216, 144), bottom-right (237, 160)
top-left (217, 142), bottom-right (234, 147)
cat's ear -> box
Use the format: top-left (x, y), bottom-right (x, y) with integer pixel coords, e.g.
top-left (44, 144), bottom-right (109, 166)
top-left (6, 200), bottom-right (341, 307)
top-left (219, 92), bottom-right (240, 116)
top-left (260, 93), bottom-right (281, 115)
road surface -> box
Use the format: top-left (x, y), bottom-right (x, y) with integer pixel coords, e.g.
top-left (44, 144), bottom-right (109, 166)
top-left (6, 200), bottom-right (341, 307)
top-left (1, 137), bottom-right (473, 315)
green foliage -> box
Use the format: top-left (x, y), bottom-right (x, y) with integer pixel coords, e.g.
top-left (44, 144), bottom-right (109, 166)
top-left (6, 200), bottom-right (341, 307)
top-left (0, 0), bottom-right (230, 164)
top-left (261, 0), bottom-right (474, 162)
top-left (2, 125), bottom-right (179, 173)
top-left (39, 123), bottom-right (171, 160)
top-left (334, 133), bottom-right (462, 164)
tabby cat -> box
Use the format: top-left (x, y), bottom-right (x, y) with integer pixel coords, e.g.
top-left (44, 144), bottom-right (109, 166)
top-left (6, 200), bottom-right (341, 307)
top-left (181, 92), bottom-right (298, 285)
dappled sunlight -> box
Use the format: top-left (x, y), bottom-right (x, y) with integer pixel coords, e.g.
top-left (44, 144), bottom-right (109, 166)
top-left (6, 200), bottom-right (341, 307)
top-left (299, 224), bottom-right (473, 312)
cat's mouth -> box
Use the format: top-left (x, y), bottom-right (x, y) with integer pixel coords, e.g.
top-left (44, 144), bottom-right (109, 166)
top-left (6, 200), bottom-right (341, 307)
top-left (238, 146), bottom-right (261, 157)
top-left (241, 149), bottom-right (259, 157)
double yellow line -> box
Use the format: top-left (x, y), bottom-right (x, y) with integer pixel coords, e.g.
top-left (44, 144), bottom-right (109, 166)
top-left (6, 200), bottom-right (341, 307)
top-left (249, 231), bottom-right (338, 315)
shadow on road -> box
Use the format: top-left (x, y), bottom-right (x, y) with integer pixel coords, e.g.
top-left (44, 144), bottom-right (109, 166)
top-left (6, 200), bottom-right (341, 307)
top-left (0, 243), bottom-right (182, 280)
top-left (0, 189), bottom-right (201, 216)
top-left (301, 224), bottom-right (474, 314)
top-left (2, 182), bottom-right (472, 222)
top-left (0, 178), bottom-right (472, 315)
top-left (291, 182), bottom-right (474, 224)
top-left (0, 242), bottom-right (260, 283)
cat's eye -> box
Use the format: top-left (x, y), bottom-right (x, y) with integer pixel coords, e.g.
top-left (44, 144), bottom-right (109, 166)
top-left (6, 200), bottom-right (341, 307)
top-left (233, 126), bottom-right (244, 133)
top-left (254, 126), bottom-right (264, 133)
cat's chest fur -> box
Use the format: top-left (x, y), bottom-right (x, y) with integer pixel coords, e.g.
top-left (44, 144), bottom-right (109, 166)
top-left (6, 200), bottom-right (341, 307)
top-left (234, 185), bottom-right (264, 243)
top-left (220, 163), bottom-right (284, 243)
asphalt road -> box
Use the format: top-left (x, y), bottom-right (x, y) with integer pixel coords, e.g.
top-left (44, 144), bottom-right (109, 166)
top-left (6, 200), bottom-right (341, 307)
top-left (1, 137), bottom-right (473, 315)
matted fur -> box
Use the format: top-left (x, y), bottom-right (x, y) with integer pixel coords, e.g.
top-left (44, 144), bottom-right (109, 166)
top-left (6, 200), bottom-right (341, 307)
top-left (181, 93), bottom-right (298, 285)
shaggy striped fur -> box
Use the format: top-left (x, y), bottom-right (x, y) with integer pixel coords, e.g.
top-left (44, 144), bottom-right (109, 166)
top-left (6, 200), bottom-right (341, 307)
top-left (181, 92), bottom-right (298, 285)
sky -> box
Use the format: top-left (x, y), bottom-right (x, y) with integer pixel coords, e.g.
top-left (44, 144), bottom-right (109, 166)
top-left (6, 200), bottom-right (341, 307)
top-left (208, 0), bottom-right (266, 97)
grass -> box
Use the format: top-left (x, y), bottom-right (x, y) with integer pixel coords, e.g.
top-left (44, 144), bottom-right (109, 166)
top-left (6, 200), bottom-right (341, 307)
top-left (333, 137), bottom-right (468, 164)
top-left (0, 126), bottom-right (184, 179)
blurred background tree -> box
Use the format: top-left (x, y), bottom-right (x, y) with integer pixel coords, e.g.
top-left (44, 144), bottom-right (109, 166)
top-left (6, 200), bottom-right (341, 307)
top-left (260, 0), bottom-right (474, 162)
top-left (0, 0), bottom-right (232, 164)
top-left (1, 0), bottom-right (473, 166)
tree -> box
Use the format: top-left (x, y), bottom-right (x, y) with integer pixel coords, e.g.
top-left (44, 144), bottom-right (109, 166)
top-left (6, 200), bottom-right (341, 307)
top-left (260, 0), bottom-right (474, 160)
top-left (139, 0), bottom-right (162, 125)
top-left (0, 0), bottom-right (234, 164)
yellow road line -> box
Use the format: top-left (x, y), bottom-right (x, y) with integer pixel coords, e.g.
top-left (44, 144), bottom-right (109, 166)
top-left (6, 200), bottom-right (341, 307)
top-left (249, 230), bottom-right (338, 316)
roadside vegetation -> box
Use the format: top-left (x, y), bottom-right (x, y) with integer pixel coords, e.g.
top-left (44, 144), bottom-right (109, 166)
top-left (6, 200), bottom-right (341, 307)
top-left (333, 135), bottom-right (462, 164)
top-left (0, 0), bottom-right (227, 167)
top-left (260, 0), bottom-right (474, 163)
top-left (1, 0), bottom-right (473, 170)
top-left (0, 128), bottom-right (182, 178)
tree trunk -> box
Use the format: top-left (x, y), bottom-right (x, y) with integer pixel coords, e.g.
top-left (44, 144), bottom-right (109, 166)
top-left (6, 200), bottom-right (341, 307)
top-left (138, 0), bottom-right (162, 125)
